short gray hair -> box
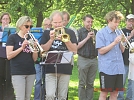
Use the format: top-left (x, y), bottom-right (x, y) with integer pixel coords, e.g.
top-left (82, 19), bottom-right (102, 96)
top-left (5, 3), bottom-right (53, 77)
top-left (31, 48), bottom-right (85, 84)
top-left (16, 16), bottom-right (32, 29)
top-left (49, 10), bottom-right (63, 22)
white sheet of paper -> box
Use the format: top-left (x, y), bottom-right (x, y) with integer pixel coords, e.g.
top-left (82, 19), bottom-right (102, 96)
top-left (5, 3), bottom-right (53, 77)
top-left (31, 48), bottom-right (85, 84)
top-left (0, 32), bottom-right (3, 41)
top-left (60, 52), bottom-right (73, 63)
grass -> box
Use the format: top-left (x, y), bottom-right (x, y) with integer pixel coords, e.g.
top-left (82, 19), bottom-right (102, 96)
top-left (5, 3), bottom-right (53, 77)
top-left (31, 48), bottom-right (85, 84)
top-left (68, 55), bottom-right (100, 100)
top-left (31, 55), bottom-right (127, 100)
top-left (31, 54), bottom-right (100, 100)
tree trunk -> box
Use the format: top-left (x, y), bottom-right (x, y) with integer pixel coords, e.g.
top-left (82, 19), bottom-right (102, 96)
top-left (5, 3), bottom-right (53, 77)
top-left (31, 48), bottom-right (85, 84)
top-left (36, 12), bottom-right (43, 27)
top-left (132, 0), bottom-right (134, 14)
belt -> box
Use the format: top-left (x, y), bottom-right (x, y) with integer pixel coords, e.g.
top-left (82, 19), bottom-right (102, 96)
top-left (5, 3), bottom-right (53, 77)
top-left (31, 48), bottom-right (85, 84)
top-left (79, 54), bottom-right (96, 59)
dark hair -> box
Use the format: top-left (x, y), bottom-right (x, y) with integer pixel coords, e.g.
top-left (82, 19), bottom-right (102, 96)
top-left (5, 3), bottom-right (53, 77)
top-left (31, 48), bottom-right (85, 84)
top-left (62, 11), bottom-right (70, 21)
top-left (83, 14), bottom-right (94, 21)
top-left (0, 12), bottom-right (11, 23)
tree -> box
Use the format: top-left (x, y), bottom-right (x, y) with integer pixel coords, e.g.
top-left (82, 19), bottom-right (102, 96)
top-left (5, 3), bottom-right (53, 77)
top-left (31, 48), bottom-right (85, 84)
top-left (0, 0), bottom-right (133, 28)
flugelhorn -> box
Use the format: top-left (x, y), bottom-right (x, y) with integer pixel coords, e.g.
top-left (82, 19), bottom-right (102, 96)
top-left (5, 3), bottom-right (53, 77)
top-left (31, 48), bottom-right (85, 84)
top-left (24, 31), bottom-right (46, 57)
top-left (115, 28), bottom-right (134, 53)
top-left (54, 27), bottom-right (70, 42)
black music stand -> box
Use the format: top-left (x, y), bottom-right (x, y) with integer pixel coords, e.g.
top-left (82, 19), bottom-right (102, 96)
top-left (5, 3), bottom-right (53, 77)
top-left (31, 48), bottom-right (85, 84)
top-left (40, 51), bottom-right (73, 100)
top-left (39, 57), bottom-right (46, 100)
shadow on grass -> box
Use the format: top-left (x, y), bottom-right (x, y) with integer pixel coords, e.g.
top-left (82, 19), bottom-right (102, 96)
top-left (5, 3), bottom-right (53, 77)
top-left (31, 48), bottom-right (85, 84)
top-left (68, 86), bottom-right (78, 100)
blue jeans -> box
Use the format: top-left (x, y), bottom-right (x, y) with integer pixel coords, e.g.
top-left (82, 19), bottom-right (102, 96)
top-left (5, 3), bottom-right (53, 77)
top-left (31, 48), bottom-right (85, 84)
top-left (117, 65), bottom-right (132, 100)
top-left (34, 64), bottom-right (45, 100)
top-left (132, 80), bottom-right (134, 100)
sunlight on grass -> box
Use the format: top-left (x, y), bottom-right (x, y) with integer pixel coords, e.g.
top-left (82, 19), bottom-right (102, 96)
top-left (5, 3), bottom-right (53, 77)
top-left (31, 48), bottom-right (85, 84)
top-left (31, 54), bottom-right (101, 100)
top-left (94, 79), bottom-right (100, 87)
top-left (69, 80), bottom-right (78, 87)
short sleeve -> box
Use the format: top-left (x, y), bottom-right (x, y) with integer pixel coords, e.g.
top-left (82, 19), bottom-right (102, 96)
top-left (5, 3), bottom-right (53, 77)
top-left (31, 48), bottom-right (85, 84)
top-left (6, 34), bottom-right (15, 46)
top-left (68, 29), bottom-right (77, 44)
top-left (96, 31), bottom-right (105, 49)
top-left (40, 30), bottom-right (50, 45)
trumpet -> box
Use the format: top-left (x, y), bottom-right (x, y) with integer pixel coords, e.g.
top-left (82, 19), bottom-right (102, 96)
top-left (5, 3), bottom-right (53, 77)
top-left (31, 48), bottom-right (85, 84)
top-left (115, 28), bottom-right (134, 53)
top-left (90, 28), bottom-right (95, 45)
top-left (131, 24), bottom-right (134, 29)
top-left (54, 27), bottom-right (70, 42)
top-left (24, 32), bottom-right (46, 57)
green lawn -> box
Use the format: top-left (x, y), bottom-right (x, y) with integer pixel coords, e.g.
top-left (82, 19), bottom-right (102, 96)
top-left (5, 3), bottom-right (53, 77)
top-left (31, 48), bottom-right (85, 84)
top-left (68, 55), bottom-right (128, 100)
top-left (31, 54), bottom-right (100, 100)
top-left (31, 55), bottom-right (127, 100)
top-left (68, 55), bottom-right (100, 100)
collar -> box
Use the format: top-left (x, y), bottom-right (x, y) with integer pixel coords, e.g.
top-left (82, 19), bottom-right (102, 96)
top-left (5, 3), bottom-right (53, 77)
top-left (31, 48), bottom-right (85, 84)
top-left (105, 26), bottom-right (115, 34)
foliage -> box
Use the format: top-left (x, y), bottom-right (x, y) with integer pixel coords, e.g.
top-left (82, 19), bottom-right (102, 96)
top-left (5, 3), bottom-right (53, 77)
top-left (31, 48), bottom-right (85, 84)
top-left (0, 0), bottom-right (134, 28)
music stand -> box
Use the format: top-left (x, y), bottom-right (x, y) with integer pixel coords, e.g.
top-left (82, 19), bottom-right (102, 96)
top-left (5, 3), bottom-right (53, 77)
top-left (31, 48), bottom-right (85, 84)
top-left (40, 51), bottom-right (73, 100)
top-left (39, 57), bottom-right (46, 100)
top-left (2, 27), bottom-right (16, 43)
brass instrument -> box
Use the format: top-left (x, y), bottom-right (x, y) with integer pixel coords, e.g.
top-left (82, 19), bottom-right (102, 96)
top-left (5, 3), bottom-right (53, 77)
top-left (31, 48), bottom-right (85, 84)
top-left (115, 28), bottom-right (134, 53)
top-left (24, 32), bottom-right (46, 57)
top-left (90, 28), bottom-right (95, 45)
top-left (54, 27), bottom-right (70, 42)
top-left (131, 24), bottom-right (134, 29)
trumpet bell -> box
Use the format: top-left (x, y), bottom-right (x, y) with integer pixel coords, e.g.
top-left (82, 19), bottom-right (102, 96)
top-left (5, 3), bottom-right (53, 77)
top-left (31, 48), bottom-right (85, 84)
top-left (130, 48), bottom-right (134, 53)
top-left (62, 34), bottom-right (70, 42)
top-left (54, 27), bottom-right (70, 42)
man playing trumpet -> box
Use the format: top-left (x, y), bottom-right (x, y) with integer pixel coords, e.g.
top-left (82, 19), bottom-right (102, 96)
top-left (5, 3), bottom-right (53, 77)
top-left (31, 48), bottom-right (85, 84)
top-left (77, 14), bottom-right (98, 100)
top-left (40, 10), bottom-right (77, 100)
top-left (96, 11), bottom-right (125, 100)
top-left (117, 14), bottom-right (134, 100)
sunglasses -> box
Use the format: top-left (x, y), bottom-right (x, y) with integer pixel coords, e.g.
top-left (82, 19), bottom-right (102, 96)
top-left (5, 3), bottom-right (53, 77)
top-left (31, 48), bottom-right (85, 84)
top-left (24, 25), bottom-right (33, 29)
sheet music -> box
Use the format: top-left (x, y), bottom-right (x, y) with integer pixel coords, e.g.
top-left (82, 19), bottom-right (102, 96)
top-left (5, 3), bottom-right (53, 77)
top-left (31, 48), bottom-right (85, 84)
top-left (61, 52), bottom-right (73, 63)
top-left (44, 51), bottom-right (73, 64)
top-left (0, 32), bottom-right (3, 41)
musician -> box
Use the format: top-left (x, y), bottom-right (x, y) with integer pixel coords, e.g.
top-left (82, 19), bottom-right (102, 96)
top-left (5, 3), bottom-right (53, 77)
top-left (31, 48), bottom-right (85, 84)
top-left (0, 12), bottom-right (14, 100)
top-left (40, 10), bottom-right (77, 100)
top-left (34, 18), bottom-right (52, 100)
top-left (96, 11), bottom-right (125, 100)
top-left (6, 16), bottom-right (38, 100)
top-left (42, 18), bottom-right (52, 30)
top-left (62, 11), bottom-right (78, 38)
top-left (117, 14), bottom-right (134, 100)
top-left (77, 14), bottom-right (98, 100)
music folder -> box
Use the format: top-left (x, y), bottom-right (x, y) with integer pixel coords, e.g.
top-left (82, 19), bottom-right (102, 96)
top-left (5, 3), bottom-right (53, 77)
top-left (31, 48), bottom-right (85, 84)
top-left (2, 27), bottom-right (16, 42)
top-left (41, 51), bottom-right (73, 65)
top-left (30, 27), bottom-right (43, 42)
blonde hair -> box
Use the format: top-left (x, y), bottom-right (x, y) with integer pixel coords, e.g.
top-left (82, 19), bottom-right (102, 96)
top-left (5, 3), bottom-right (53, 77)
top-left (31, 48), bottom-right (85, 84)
top-left (104, 11), bottom-right (124, 22)
top-left (16, 16), bottom-right (32, 29)
top-left (42, 18), bottom-right (50, 24)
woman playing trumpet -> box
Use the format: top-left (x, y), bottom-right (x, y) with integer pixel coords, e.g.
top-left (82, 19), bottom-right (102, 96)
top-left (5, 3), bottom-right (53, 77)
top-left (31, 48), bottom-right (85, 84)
top-left (6, 16), bottom-right (38, 100)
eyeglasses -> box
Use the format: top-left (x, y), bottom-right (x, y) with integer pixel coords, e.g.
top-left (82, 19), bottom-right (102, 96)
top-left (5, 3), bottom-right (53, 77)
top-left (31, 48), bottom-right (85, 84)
top-left (44, 24), bottom-right (52, 26)
top-left (127, 19), bottom-right (134, 22)
top-left (24, 25), bottom-right (33, 29)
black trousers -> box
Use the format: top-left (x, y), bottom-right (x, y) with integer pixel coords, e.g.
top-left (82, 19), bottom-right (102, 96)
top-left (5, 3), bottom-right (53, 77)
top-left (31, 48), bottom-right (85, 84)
top-left (0, 58), bottom-right (15, 100)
